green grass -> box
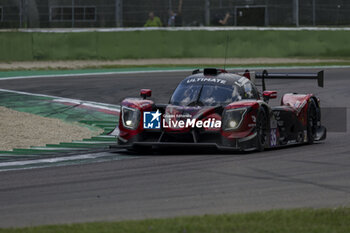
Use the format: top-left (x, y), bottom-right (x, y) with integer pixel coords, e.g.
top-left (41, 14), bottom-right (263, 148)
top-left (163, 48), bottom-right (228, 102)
top-left (2, 30), bottom-right (350, 61)
top-left (2, 208), bottom-right (350, 233)
top-left (1, 61), bottom-right (350, 72)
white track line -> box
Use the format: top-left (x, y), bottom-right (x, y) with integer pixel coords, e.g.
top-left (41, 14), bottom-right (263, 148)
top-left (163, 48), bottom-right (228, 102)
top-left (1, 65), bottom-right (350, 81)
top-left (0, 88), bottom-right (120, 113)
top-left (53, 99), bottom-right (120, 114)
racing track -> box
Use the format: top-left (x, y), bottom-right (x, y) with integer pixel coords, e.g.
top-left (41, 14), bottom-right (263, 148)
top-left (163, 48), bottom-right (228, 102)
top-left (0, 68), bottom-right (349, 227)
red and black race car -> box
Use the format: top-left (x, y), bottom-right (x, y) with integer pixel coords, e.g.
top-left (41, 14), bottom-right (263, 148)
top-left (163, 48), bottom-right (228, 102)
top-left (115, 68), bottom-right (326, 152)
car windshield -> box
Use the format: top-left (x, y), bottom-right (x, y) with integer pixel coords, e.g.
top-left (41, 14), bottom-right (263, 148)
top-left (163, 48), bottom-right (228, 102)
top-left (170, 84), bottom-right (244, 106)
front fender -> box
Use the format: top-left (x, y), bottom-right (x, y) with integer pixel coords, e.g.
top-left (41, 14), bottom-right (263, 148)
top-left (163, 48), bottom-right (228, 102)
top-left (221, 100), bottom-right (261, 139)
top-left (118, 98), bottom-right (154, 142)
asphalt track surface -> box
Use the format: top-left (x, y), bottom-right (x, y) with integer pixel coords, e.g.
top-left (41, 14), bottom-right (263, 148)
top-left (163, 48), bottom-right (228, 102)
top-left (0, 68), bottom-right (349, 227)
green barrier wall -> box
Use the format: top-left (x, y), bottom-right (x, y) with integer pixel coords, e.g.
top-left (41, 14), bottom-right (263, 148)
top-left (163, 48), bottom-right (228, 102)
top-left (0, 30), bottom-right (349, 61)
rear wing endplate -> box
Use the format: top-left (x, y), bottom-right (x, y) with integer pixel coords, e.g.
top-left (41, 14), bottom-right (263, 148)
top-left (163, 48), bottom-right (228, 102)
top-left (255, 70), bottom-right (324, 91)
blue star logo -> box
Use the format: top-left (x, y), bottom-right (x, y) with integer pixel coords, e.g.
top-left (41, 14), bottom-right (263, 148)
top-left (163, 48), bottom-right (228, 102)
top-left (143, 110), bottom-right (161, 129)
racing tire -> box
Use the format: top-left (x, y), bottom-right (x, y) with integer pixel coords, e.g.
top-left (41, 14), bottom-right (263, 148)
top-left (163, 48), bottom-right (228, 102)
top-left (307, 98), bottom-right (318, 144)
top-left (256, 107), bottom-right (268, 151)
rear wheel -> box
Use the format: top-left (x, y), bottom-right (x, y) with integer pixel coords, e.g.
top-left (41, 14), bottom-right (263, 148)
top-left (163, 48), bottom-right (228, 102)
top-left (256, 107), bottom-right (268, 151)
top-left (307, 99), bottom-right (318, 144)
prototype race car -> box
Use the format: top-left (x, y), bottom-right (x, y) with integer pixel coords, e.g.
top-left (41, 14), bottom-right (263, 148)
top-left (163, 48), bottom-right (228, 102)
top-left (114, 68), bottom-right (326, 152)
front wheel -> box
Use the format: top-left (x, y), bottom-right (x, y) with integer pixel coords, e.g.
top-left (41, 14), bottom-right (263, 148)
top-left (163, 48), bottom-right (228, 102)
top-left (256, 107), bottom-right (268, 151)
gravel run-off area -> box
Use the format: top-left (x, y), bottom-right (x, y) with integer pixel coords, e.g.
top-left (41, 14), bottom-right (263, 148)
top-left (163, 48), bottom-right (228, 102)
top-left (0, 106), bottom-right (102, 151)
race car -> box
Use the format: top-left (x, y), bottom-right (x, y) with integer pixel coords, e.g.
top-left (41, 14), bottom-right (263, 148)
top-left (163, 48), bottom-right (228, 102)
top-left (114, 68), bottom-right (326, 152)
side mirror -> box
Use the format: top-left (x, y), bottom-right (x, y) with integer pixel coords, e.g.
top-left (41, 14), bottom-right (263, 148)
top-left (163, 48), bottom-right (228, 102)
top-left (263, 91), bottom-right (277, 102)
top-left (140, 89), bottom-right (152, 99)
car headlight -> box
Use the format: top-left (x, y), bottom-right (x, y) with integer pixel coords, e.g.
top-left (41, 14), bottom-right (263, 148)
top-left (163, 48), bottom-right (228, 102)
top-left (121, 106), bottom-right (140, 129)
top-left (222, 108), bottom-right (248, 130)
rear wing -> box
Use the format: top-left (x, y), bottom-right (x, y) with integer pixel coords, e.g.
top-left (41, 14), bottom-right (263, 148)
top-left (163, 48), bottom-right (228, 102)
top-left (254, 70), bottom-right (324, 91)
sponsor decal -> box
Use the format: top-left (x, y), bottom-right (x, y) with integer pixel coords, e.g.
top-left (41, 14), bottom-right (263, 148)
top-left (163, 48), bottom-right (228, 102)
top-left (273, 111), bottom-right (280, 120)
top-left (270, 118), bottom-right (278, 128)
top-left (251, 115), bottom-right (256, 123)
top-left (293, 99), bottom-right (307, 113)
top-left (186, 78), bottom-right (227, 85)
top-left (270, 128), bottom-right (277, 147)
top-left (235, 76), bottom-right (249, 87)
top-left (294, 100), bottom-right (301, 108)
